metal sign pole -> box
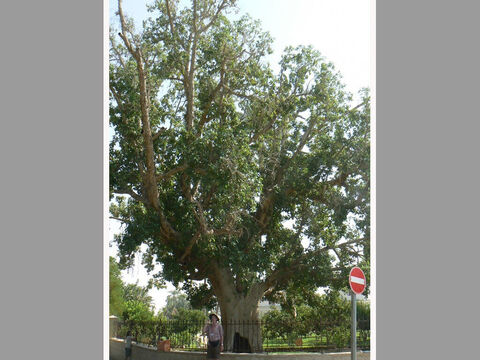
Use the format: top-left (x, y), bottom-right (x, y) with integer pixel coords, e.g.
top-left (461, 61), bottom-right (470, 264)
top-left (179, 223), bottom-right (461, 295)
top-left (351, 290), bottom-right (357, 360)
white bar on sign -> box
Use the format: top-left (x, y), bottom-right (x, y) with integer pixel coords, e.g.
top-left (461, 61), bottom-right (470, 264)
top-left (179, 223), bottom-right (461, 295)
top-left (351, 276), bottom-right (365, 285)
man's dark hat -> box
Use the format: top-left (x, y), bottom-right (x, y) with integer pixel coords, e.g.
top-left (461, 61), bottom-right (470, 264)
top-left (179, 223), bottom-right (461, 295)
top-left (209, 313), bottom-right (220, 321)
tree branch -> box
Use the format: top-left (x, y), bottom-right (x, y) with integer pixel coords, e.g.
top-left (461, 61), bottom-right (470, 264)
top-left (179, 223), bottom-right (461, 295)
top-left (334, 237), bottom-right (368, 249)
top-left (165, 0), bottom-right (176, 37)
top-left (197, 59), bottom-right (226, 135)
top-left (115, 0), bottom-right (185, 246)
top-left (109, 216), bottom-right (131, 224)
top-left (110, 36), bottom-right (127, 69)
top-left (117, 0), bottom-right (136, 55)
top-left (156, 164), bottom-right (189, 182)
top-left (109, 85), bottom-right (127, 112)
top-left (180, 174), bottom-right (212, 236)
top-left (185, 0), bottom-right (199, 131)
top-left (152, 127), bottom-right (167, 141)
top-left (117, 0), bottom-right (160, 212)
top-left (261, 236), bottom-right (368, 295)
top-left (292, 115), bottom-right (319, 158)
top-left (350, 102), bottom-right (366, 112)
top-left (179, 232), bottom-right (201, 263)
top-left (112, 187), bottom-right (147, 204)
top-left (198, 0), bottom-right (229, 33)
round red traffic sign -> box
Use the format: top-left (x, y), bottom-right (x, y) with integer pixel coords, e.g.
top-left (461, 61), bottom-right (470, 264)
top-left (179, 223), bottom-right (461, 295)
top-left (349, 267), bottom-right (366, 295)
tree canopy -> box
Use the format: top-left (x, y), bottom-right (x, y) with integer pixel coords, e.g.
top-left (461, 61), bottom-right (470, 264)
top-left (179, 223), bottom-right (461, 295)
top-left (110, 0), bottom-right (369, 351)
top-left (110, 256), bottom-right (125, 316)
top-left (123, 282), bottom-right (155, 309)
top-left (162, 289), bottom-right (192, 317)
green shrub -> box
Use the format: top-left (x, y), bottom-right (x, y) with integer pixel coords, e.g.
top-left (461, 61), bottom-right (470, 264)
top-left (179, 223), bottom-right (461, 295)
top-left (356, 300), bottom-right (370, 330)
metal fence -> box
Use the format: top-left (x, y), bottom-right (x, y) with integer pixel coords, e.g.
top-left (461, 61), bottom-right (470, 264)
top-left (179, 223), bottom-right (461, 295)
top-left (113, 316), bottom-right (369, 353)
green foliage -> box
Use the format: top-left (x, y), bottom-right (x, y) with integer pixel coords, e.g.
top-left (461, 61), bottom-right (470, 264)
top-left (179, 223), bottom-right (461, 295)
top-left (356, 300), bottom-right (370, 330)
top-left (110, 257), bottom-right (156, 317)
top-left (110, 0), bottom-right (370, 322)
top-left (120, 300), bottom-right (157, 345)
top-left (161, 289), bottom-right (207, 337)
top-left (181, 281), bottom-right (218, 311)
top-left (262, 309), bottom-right (295, 340)
top-left (171, 307), bottom-right (206, 323)
top-left (312, 291), bottom-right (351, 326)
top-left (123, 300), bottom-right (155, 323)
top-left (328, 325), bottom-right (351, 348)
top-left (123, 282), bottom-right (154, 310)
top-left (169, 308), bottom-right (207, 340)
top-left (109, 257), bottom-right (125, 316)
top-left (162, 289), bottom-right (191, 318)
top-left (261, 291), bottom-right (356, 348)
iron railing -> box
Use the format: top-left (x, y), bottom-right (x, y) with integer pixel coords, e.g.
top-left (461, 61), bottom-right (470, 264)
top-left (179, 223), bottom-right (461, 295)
top-left (113, 317), bottom-right (370, 352)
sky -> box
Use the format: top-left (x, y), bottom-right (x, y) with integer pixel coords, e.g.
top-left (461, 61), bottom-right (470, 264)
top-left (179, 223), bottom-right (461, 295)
top-left (109, 0), bottom-right (372, 312)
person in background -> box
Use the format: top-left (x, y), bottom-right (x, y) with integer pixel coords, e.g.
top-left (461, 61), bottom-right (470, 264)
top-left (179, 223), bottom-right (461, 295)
top-left (203, 313), bottom-right (224, 359)
top-left (125, 330), bottom-right (133, 360)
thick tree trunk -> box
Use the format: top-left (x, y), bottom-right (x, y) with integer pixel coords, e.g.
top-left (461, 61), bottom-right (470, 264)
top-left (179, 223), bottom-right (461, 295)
top-left (210, 267), bottom-right (265, 353)
top-left (219, 295), bottom-right (263, 353)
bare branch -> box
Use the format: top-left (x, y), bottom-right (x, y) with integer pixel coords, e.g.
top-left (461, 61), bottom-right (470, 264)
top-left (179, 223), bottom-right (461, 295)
top-left (109, 85), bottom-right (126, 111)
top-left (110, 36), bottom-right (127, 69)
top-left (223, 84), bottom-right (257, 101)
top-left (185, 0), bottom-right (199, 131)
top-left (165, 0), bottom-right (176, 37)
top-left (152, 127), bottom-right (167, 141)
top-left (179, 232), bottom-right (201, 263)
top-left (201, 184), bottom-right (217, 209)
top-left (335, 237), bottom-right (368, 249)
top-left (112, 187), bottom-right (147, 204)
top-left (156, 164), bottom-right (189, 182)
top-left (198, 0), bottom-right (230, 33)
top-left (117, 0), bottom-right (136, 56)
top-left (167, 76), bottom-right (184, 82)
top-left (109, 216), bottom-right (131, 224)
top-left (292, 115), bottom-right (317, 158)
top-left (197, 59), bottom-right (226, 134)
top-left (350, 102), bottom-right (366, 112)
top-left (117, 0), bottom-right (160, 212)
top-left (250, 113), bottom-right (278, 144)
top-left (180, 174), bottom-right (212, 236)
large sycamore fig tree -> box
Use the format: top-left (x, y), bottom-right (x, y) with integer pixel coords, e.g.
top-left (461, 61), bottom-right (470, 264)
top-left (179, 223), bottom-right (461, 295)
top-left (110, 0), bottom-right (369, 352)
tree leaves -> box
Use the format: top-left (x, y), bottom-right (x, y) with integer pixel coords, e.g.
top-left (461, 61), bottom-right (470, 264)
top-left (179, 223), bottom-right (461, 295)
top-left (110, 0), bottom-right (370, 308)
